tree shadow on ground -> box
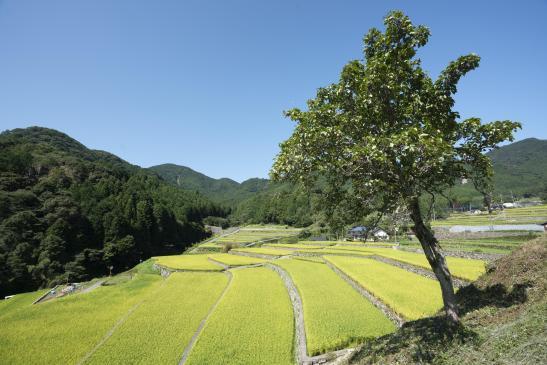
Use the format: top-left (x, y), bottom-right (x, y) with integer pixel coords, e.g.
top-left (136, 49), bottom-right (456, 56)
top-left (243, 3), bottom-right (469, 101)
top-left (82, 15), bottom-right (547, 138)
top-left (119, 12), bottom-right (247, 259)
top-left (353, 282), bottom-right (530, 364)
top-left (456, 282), bottom-right (530, 315)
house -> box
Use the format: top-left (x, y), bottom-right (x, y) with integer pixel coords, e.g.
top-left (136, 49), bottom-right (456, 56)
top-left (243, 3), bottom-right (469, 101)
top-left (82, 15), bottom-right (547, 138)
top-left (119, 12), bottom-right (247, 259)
top-left (347, 226), bottom-right (390, 241)
top-left (502, 202), bottom-right (515, 209)
top-left (347, 226), bottom-right (367, 240)
top-left (371, 228), bottom-right (390, 240)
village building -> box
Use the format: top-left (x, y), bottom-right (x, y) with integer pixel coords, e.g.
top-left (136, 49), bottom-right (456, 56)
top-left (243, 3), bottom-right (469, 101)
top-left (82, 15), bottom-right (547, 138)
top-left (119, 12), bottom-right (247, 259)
top-left (347, 226), bottom-right (390, 241)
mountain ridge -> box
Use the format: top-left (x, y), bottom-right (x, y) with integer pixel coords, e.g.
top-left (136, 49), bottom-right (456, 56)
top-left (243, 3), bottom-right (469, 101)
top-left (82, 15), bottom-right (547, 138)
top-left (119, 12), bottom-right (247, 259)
top-left (150, 137), bottom-right (547, 206)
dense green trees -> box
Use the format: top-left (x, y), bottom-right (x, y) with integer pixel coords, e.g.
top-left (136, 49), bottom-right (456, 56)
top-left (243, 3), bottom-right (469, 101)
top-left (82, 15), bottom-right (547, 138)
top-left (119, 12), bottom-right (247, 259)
top-left (229, 182), bottom-right (315, 227)
top-left (0, 127), bottom-right (227, 297)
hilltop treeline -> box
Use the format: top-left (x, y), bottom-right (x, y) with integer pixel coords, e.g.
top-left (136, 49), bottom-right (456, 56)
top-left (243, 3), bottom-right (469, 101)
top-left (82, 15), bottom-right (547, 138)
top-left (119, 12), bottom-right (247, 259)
top-left (229, 182), bottom-right (315, 227)
top-left (0, 127), bottom-right (228, 297)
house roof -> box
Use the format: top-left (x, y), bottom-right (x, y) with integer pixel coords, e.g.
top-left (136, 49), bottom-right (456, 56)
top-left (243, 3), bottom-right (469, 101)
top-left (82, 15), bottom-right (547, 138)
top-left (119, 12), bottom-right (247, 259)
top-left (349, 226), bottom-right (367, 232)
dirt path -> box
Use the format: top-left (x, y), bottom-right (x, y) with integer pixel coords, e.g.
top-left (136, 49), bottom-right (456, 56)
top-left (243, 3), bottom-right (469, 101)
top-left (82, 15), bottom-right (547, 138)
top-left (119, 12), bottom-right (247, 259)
top-left (325, 260), bottom-right (405, 327)
top-left (80, 279), bottom-right (106, 294)
top-left (178, 270), bottom-right (233, 365)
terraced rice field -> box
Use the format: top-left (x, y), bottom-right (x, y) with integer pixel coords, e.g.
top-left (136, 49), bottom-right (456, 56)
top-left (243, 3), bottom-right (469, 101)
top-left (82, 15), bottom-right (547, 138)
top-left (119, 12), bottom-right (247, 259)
top-left (214, 226), bottom-right (301, 245)
top-left (208, 253), bottom-right (270, 266)
top-left (401, 235), bottom-right (539, 254)
top-left (431, 204), bottom-right (547, 226)
top-left (154, 254), bottom-right (223, 271)
top-left (230, 247), bottom-right (294, 256)
top-left (0, 233), bottom-right (496, 364)
top-left (263, 243), bottom-right (331, 250)
top-left (298, 241), bottom-right (338, 246)
top-left (325, 256), bottom-right (444, 320)
top-left (330, 246), bottom-right (485, 281)
top-left (273, 259), bottom-right (395, 355)
top-left (0, 263), bottom-right (164, 364)
top-left (185, 267), bottom-right (294, 365)
top-left (294, 248), bottom-right (375, 257)
top-left (86, 272), bottom-right (229, 364)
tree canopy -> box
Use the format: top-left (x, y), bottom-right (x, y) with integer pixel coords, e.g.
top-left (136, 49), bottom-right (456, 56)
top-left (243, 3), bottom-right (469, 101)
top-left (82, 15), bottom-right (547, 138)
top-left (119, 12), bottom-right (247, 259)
top-left (271, 11), bottom-right (520, 322)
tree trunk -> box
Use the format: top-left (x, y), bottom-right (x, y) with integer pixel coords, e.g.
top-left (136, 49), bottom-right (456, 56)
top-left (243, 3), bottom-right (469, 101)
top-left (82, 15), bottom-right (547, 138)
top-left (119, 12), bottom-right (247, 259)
top-left (408, 198), bottom-right (460, 323)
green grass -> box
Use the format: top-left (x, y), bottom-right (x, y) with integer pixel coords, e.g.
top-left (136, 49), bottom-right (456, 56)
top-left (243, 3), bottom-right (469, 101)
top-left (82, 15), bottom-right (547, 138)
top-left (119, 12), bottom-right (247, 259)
top-left (0, 269), bottom-right (163, 364)
top-left (185, 267), bottom-right (294, 365)
top-left (330, 246), bottom-right (485, 281)
top-left (86, 272), bottom-right (229, 364)
top-left (325, 256), bottom-right (444, 321)
top-left (230, 247), bottom-right (294, 256)
top-left (208, 253), bottom-right (270, 266)
top-left (0, 289), bottom-right (49, 319)
top-left (154, 254), bottom-right (224, 271)
top-left (274, 259), bottom-right (395, 355)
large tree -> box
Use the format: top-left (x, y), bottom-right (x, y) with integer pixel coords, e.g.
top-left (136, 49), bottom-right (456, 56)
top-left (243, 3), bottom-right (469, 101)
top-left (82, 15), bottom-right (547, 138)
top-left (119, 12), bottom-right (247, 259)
top-left (271, 11), bottom-right (520, 322)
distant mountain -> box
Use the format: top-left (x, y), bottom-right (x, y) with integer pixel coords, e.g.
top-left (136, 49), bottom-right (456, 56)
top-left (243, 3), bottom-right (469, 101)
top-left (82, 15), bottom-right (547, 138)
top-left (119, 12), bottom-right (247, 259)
top-left (151, 138), bottom-right (547, 222)
top-left (440, 138), bottom-right (547, 207)
top-left (149, 164), bottom-right (270, 204)
top-left (489, 138), bottom-right (547, 196)
top-left (0, 127), bottom-right (227, 297)
top-left (149, 164), bottom-right (315, 226)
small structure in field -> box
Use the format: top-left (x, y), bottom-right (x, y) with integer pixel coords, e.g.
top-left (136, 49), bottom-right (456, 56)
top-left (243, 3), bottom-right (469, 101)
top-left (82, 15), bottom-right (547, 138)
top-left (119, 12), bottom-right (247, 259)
top-left (347, 226), bottom-right (390, 241)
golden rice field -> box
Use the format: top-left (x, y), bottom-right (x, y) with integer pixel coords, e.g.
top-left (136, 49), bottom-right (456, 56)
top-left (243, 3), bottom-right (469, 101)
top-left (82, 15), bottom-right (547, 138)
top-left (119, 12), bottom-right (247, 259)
top-left (0, 229), bottom-right (497, 365)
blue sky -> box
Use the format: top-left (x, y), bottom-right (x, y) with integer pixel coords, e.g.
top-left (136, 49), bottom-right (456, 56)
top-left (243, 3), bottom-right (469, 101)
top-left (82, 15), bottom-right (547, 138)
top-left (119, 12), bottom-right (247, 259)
top-left (0, 1), bottom-right (545, 182)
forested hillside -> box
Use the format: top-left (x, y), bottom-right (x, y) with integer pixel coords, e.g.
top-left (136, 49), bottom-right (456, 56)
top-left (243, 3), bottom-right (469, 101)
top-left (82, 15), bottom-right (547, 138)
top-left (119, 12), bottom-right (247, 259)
top-left (148, 164), bottom-right (270, 204)
top-left (149, 164), bottom-right (316, 226)
top-left (489, 138), bottom-right (547, 196)
top-left (0, 127), bottom-right (227, 297)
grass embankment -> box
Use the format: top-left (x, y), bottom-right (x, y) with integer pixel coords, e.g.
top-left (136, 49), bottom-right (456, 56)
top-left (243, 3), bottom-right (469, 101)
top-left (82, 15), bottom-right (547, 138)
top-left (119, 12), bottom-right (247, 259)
top-left (325, 256), bottom-right (444, 320)
top-left (348, 236), bottom-right (547, 364)
top-left (274, 259), bottom-right (395, 355)
top-left (0, 261), bottom-right (163, 364)
top-left (185, 267), bottom-right (294, 365)
top-left (86, 272), bottom-right (228, 364)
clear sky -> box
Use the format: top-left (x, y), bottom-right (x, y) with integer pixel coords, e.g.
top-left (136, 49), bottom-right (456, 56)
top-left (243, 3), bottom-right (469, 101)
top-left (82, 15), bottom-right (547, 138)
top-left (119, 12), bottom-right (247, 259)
top-left (0, 1), bottom-right (545, 182)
